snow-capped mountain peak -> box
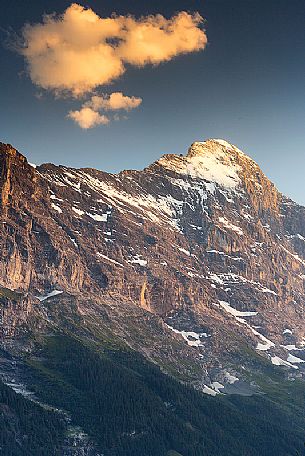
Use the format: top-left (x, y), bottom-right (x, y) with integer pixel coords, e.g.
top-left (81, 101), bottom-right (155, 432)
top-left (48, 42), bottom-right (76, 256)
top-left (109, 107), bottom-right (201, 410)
top-left (1, 139), bottom-right (305, 387)
top-left (156, 138), bottom-right (250, 190)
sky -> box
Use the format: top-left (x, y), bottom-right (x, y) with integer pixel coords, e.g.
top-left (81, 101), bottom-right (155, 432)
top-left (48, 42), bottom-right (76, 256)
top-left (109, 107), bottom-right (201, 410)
top-left (0, 0), bottom-right (305, 204)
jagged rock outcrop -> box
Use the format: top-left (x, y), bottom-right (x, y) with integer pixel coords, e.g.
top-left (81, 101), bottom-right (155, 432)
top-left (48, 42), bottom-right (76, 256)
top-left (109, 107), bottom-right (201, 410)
top-left (0, 138), bottom-right (305, 379)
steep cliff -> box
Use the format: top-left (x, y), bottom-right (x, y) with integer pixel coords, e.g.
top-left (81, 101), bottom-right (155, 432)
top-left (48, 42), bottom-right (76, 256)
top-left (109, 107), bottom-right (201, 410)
top-left (1, 138), bottom-right (305, 454)
top-left (0, 138), bottom-right (305, 382)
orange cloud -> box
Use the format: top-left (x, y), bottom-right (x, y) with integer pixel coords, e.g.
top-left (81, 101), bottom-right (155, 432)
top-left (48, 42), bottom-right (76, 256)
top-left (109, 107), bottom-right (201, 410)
top-left (67, 107), bottom-right (109, 129)
top-left (20, 3), bottom-right (207, 97)
top-left (86, 93), bottom-right (142, 111)
top-left (68, 92), bottom-right (142, 128)
top-left (117, 12), bottom-right (206, 66)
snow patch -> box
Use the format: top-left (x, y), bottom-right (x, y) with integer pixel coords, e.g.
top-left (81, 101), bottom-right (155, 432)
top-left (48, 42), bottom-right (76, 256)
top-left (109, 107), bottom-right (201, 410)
top-left (178, 247), bottom-right (191, 256)
top-left (166, 324), bottom-right (210, 347)
top-left (271, 356), bottom-right (298, 370)
top-left (128, 255), bottom-right (147, 267)
top-left (210, 382), bottom-right (225, 394)
top-left (51, 203), bottom-right (62, 213)
top-left (76, 171), bottom-right (182, 231)
top-left (36, 290), bottom-right (63, 302)
top-left (224, 372), bottom-right (239, 384)
top-left (202, 385), bottom-right (218, 396)
top-left (287, 354), bottom-right (305, 364)
top-left (208, 272), bottom-right (277, 296)
top-left (281, 344), bottom-right (302, 351)
top-left (218, 217), bottom-right (243, 235)
top-left (72, 206), bottom-right (84, 216)
top-left (256, 341), bottom-right (274, 351)
top-left (87, 212), bottom-right (108, 222)
top-left (219, 300), bottom-right (257, 317)
top-left (68, 236), bottom-right (78, 248)
top-left (96, 253), bottom-right (123, 267)
top-left (50, 194), bottom-right (63, 202)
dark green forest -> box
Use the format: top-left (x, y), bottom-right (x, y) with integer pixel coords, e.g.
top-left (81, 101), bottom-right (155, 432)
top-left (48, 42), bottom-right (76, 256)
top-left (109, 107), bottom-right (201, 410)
top-left (0, 379), bottom-right (64, 455)
top-left (4, 333), bottom-right (300, 456)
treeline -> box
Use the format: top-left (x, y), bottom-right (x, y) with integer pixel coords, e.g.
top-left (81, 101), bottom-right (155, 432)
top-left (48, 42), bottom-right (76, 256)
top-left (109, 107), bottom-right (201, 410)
top-left (26, 334), bottom-right (305, 456)
top-left (0, 379), bottom-right (64, 455)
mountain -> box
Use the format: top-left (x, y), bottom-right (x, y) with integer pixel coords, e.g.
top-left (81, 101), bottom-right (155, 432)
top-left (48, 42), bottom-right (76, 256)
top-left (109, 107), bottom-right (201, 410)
top-left (0, 139), bottom-right (305, 455)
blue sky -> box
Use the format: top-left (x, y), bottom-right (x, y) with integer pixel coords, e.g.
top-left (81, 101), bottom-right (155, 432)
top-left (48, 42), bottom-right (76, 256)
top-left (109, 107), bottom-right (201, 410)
top-left (1, 0), bottom-right (305, 204)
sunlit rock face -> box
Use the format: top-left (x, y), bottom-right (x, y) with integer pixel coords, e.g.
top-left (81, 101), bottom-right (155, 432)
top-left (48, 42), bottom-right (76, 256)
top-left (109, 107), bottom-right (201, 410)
top-left (0, 138), bottom-right (305, 377)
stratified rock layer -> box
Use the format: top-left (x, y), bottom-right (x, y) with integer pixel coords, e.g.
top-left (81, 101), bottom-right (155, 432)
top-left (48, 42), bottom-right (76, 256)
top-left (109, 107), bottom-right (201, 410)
top-left (0, 139), bottom-right (305, 376)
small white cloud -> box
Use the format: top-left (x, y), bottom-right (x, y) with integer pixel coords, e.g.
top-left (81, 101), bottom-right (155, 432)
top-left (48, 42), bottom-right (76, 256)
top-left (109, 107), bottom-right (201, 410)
top-left (69, 92), bottom-right (141, 128)
top-left (67, 107), bottom-right (109, 129)
top-left (87, 92), bottom-right (142, 111)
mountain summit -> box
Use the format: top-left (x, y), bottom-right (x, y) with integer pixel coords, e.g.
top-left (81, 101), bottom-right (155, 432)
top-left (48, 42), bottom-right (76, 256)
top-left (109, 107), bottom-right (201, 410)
top-left (0, 139), bottom-right (305, 454)
top-left (157, 139), bottom-right (242, 190)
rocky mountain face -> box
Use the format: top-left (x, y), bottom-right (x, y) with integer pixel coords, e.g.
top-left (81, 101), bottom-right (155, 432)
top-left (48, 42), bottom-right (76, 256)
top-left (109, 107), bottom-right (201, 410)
top-left (0, 138), bottom-right (305, 454)
top-left (1, 139), bottom-right (305, 360)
